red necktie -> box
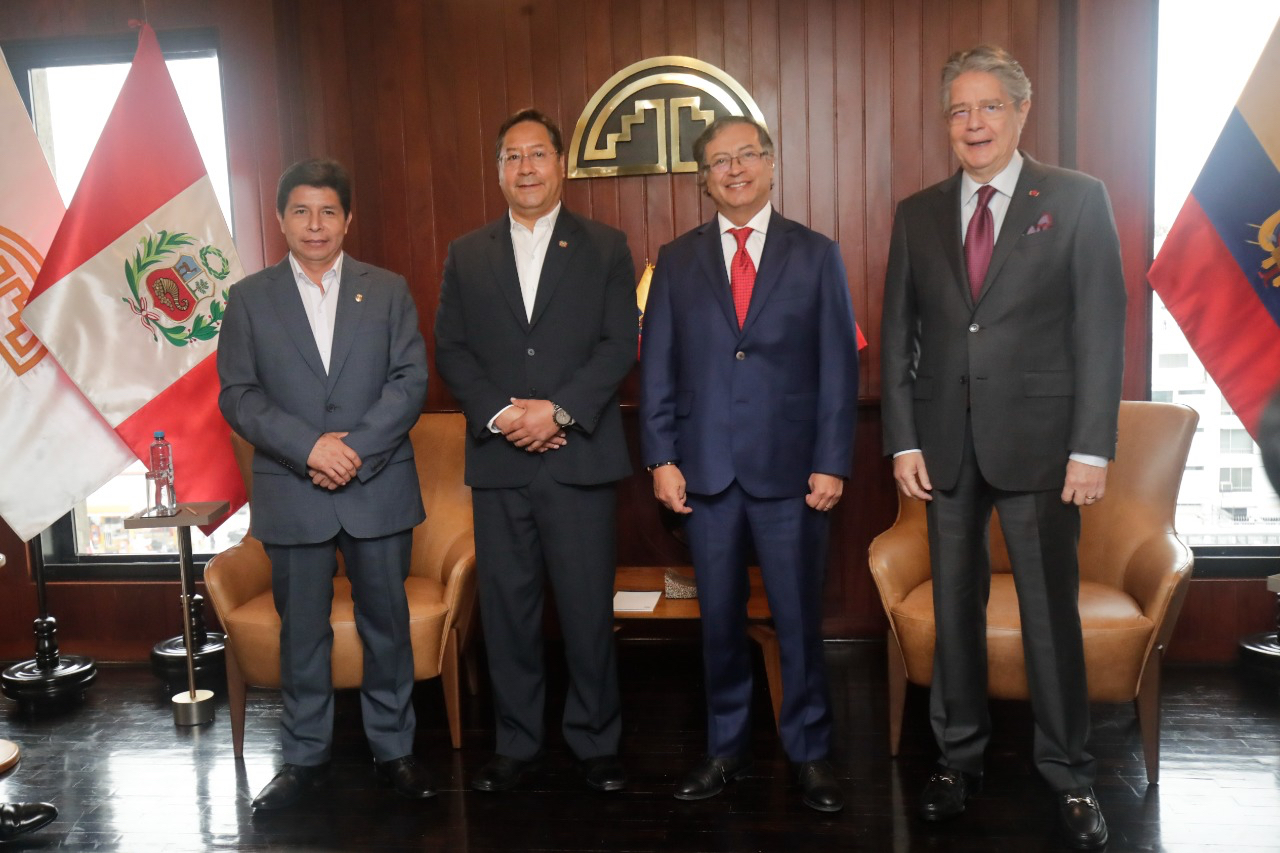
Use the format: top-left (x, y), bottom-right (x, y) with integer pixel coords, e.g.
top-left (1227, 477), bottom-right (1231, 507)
top-left (965, 184), bottom-right (997, 302)
top-left (729, 227), bottom-right (755, 330)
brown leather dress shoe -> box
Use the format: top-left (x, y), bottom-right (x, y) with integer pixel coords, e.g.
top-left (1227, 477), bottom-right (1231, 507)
top-left (580, 755), bottom-right (627, 792)
top-left (1058, 787), bottom-right (1109, 849)
top-left (376, 755), bottom-right (438, 799)
top-left (251, 762), bottom-right (330, 811)
top-left (673, 755), bottom-right (752, 801)
top-left (793, 760), bottom-right (844, 813)
top-left (0, 802), bottom-right (57, 840)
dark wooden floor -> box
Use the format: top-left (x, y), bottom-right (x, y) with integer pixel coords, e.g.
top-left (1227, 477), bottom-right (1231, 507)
top-left (1, 640), bottom-right (1278, 852)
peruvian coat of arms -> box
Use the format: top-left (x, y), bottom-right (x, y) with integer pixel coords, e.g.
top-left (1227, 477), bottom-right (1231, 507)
top-left (123, 230), bottom-right (232, 346)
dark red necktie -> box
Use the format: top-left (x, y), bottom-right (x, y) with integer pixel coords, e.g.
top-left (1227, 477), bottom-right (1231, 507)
top-left (729, 227), bottom-right (755, 330)
top-left (964, 184), bottom-right (997, 302)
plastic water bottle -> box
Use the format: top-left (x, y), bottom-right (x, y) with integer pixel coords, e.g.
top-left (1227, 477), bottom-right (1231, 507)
top-left (148, 430), bottom-right (177, 517)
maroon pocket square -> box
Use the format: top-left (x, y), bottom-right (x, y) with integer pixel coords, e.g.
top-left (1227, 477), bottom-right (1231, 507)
top-left (1025, 213), bottom-right (1053, 235)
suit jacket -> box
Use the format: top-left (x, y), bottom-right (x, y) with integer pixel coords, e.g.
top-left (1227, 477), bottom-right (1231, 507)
top-left (434, 208), bottom-right (636, 488)
top-left (217, 256), bottom-right (429, 545)
top-left (639, 208), bottom-right (860, 498)
top-left (881, 154), bottom-right (1127, 493)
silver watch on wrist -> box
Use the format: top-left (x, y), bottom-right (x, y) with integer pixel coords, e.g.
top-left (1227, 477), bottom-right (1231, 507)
top-left (552, 403), bottom-right (575, 427)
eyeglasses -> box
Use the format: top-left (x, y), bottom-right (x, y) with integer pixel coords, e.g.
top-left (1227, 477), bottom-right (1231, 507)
top-left (947, 101), bottom-right (1006, 124)
top-left (499, 148), bottom-right (556, 167)
top-left (704, 149), bottom-right (769, 173)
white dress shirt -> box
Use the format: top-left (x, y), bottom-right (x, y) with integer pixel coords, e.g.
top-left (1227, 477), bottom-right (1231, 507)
top-left (288, 251), bottom-right (343, 374)
top-left (489, 203), bottom-right (563, 431)
top-left (717, 203), bottom-right (771, 279)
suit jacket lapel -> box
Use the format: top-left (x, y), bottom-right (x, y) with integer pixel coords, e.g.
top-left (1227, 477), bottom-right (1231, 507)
top-left (325, 257), bottom-right (367, 389)
top-left (528, 210), bottom-right (583, 328)
top-left (485, 215), bottom-right (530, 331)
top-left (739, 209), bottom-right (794, 339)
top-left (693, 219), bottom-right (740, 333)
top-left (931, 172), bottom-right (970, 308)
top-left (265, 259), bottom-right (328, 383)
top-left (977, 154), bottom-right (1050, 303)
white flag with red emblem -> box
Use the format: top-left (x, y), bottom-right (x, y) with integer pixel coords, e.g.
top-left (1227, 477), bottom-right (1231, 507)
top-left (22, 24), bottom-right (246, 530)
top-left (0, 48), bottom-right (136, 542)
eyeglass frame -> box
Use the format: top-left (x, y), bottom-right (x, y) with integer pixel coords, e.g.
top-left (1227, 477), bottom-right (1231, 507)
top-left (946, 100), bottom-right (1008, 124)
top-left (702, 148), bottom-right (772, 174)
top-left (498, 147), bottom-right (559, 168)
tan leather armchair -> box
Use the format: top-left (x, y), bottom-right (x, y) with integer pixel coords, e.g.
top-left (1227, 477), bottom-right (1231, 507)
top-left (869, 401), bottom-right (1198, 784)
top-left (204, 412), bottom-right (477, 755)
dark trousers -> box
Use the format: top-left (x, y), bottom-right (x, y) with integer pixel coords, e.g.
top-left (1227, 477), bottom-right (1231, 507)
top-left (685, 481), bottom-right (833, 762)
top-left (264, 528), bottom-right (416, 766)
top-left (925, 417), bottom-right (1095, 791)
top-left (471, 466), bottom-right (622, 761)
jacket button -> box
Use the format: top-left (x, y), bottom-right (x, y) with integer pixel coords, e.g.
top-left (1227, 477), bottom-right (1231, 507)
top-left (527, 348), bottom-right (535, 356)
top-left (968, 323), bottom-right (980, 333)
top-left (326, 403), bottom-right (337, 411)
top-left (735, 351), bottom-right (746, 360)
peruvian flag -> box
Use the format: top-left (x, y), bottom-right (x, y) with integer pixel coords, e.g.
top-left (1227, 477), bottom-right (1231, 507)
top-left (0, 48), bottom-right (136, 541)
top-left (22, 23), bottom-right (246, 530)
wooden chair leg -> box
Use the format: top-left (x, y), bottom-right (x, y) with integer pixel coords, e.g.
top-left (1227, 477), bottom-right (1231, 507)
top-left (225, 643), bottom-right (247, 759)
top-left (441, 627), bottom-right (462, 749)
top-left (887, 630), bottom-right (907, 757)
top-left (746, 624), bottom-right (783, 734)
top-left (1135, 651), bottom-right (1163, 785)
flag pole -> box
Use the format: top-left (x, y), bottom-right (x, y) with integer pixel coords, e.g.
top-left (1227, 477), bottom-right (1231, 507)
top-left (0, 535), bottom-right (97, 711)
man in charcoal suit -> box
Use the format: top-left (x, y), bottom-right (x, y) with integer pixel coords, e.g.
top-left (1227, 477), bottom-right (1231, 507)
top-left (880, 45), bottom-right (1126, 850)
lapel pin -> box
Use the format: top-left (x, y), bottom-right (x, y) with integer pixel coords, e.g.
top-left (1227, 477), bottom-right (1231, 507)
top-left (355, 293), bottom-right (364, 302)
top-left (1028, 189), bottom-right (1040, 197)
top-left (559, 240), bottom-right (568, 248)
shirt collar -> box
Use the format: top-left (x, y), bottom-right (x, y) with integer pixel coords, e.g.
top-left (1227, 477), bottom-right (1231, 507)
top-left (961, 150), bottom-right (1024, 204)
top-left (717, 202), bottom-right (772, 237)
top-left (288, 251), bottom-right (344, 291)
top-left (509, 202), bottom-right (562, 236)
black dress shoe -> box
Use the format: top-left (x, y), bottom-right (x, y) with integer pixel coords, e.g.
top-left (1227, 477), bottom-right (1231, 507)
top-left (376, 755), bottom-right (438, 799)
top-left (251, 762), bottom-right (330, 811)
top-left (1057, 787), bottom-right (1109, 850)
top-left (918, 765), bottom-right (979, 822)
top-left (0, 802), bottom-right (57, 840)
top-left (471, 754), bottom-right (540, 793)
top-left (580, 755), bottom-right (627, 792)
top-left (673, 755), bottom-right (751, 801)
top-left (793, 760), bottom-right (844, 813)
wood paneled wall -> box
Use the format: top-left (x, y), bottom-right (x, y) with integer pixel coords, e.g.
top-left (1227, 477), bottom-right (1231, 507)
top-left (2, 0), bottom-right (1265, 662)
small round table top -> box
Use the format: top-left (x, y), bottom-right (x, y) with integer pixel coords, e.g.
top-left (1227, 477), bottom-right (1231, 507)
top-left (0, 739), bottom-right (18, 774)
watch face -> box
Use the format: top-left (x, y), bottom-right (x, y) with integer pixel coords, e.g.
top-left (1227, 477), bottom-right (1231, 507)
top-left (554, 407), bottom-right (571, 426)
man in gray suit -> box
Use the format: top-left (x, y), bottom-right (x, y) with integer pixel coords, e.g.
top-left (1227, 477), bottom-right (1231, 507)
top-left (435, 109), bottom-right (635, 794)
top-left (218, 159), bottom-right (433, 810)
top-left (881, 46), bottom-right (1125, 850)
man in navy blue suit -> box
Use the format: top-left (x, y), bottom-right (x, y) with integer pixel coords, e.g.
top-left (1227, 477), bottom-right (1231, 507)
top-left (639, 115), bottom-right (860, 812)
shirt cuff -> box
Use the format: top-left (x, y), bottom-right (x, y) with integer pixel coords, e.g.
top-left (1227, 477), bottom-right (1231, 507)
top-left (1069, 452), bottom-right (1108, 468)
top-left (892, 449), bottom-right (922, 458)
top-left (487, 404), bottom-right (516, 433)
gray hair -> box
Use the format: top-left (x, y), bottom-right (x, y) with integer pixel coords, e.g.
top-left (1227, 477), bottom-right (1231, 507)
top-left (940, 44), bottom-right (1032, 113)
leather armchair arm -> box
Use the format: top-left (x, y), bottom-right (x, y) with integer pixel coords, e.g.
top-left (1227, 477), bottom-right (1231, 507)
top-left (868, 501), bottom-right (933, 612)
top-left (203, 535), bottom-right (272, 620)
top-left (1121, 531), bottom-right (1194, 631)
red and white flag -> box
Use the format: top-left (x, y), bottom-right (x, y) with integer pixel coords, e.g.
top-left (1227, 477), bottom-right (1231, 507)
top-left (0, 48), bottom-right (136, 541)
top-left (22, 23), bottom-right (246, 530)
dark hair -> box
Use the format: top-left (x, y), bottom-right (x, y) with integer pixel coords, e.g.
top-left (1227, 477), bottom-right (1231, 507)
top-left (494, 109), bottom-right (564, 161)
top-left (276, 159), bottom-right (352, 216)
top-left (692, 116), bottom-right (774, 193)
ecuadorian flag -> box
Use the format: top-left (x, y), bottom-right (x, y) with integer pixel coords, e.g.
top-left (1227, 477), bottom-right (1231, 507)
top-left (1148, 20), bottom-right (1280, 437)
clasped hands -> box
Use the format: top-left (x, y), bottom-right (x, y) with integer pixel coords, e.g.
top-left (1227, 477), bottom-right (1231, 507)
top-left (307, 431), bottom-right (361, 490)
top-left (495, 397), bottom-right (567, 453)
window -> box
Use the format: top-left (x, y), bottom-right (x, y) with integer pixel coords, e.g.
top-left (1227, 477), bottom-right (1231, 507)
top-left (1219, 429), bottom-right (1255, 454)
top-left (5, 30), bottom-right (249, 574)
top-left (1152, 390), bottom-right (1173, 403)
top-left (1220, 468), bottom-right (1253, 492)
top-left (1154, 2), bottom-right (1280, 552)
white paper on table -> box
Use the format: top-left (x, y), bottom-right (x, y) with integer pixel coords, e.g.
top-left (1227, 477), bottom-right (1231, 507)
top-left (613, 590), bottom-right (662, 612)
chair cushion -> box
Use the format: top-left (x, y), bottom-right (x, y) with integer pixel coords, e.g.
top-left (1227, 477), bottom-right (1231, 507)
top-left (223, 576), bottom-right (449, 688)
top-left (891, 575), bottom-right (1154, 702)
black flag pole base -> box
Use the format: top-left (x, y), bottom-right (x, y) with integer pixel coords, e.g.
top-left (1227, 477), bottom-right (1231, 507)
top-left (1, 656), bottom-right (97, 712)
top-left (149, 632), bottom-right (226, 694)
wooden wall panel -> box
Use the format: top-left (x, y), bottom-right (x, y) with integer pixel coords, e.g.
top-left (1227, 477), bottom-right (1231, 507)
top-left (0, 0), bottom-right (1222, 659)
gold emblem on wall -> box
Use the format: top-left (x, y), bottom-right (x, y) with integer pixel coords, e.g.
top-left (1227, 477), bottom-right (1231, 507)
top-left (568, 56), bottom-right (767, 179)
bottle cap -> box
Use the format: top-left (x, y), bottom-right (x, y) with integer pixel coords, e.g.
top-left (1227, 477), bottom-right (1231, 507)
top-left (154, 430), bottom-right (165, 439)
